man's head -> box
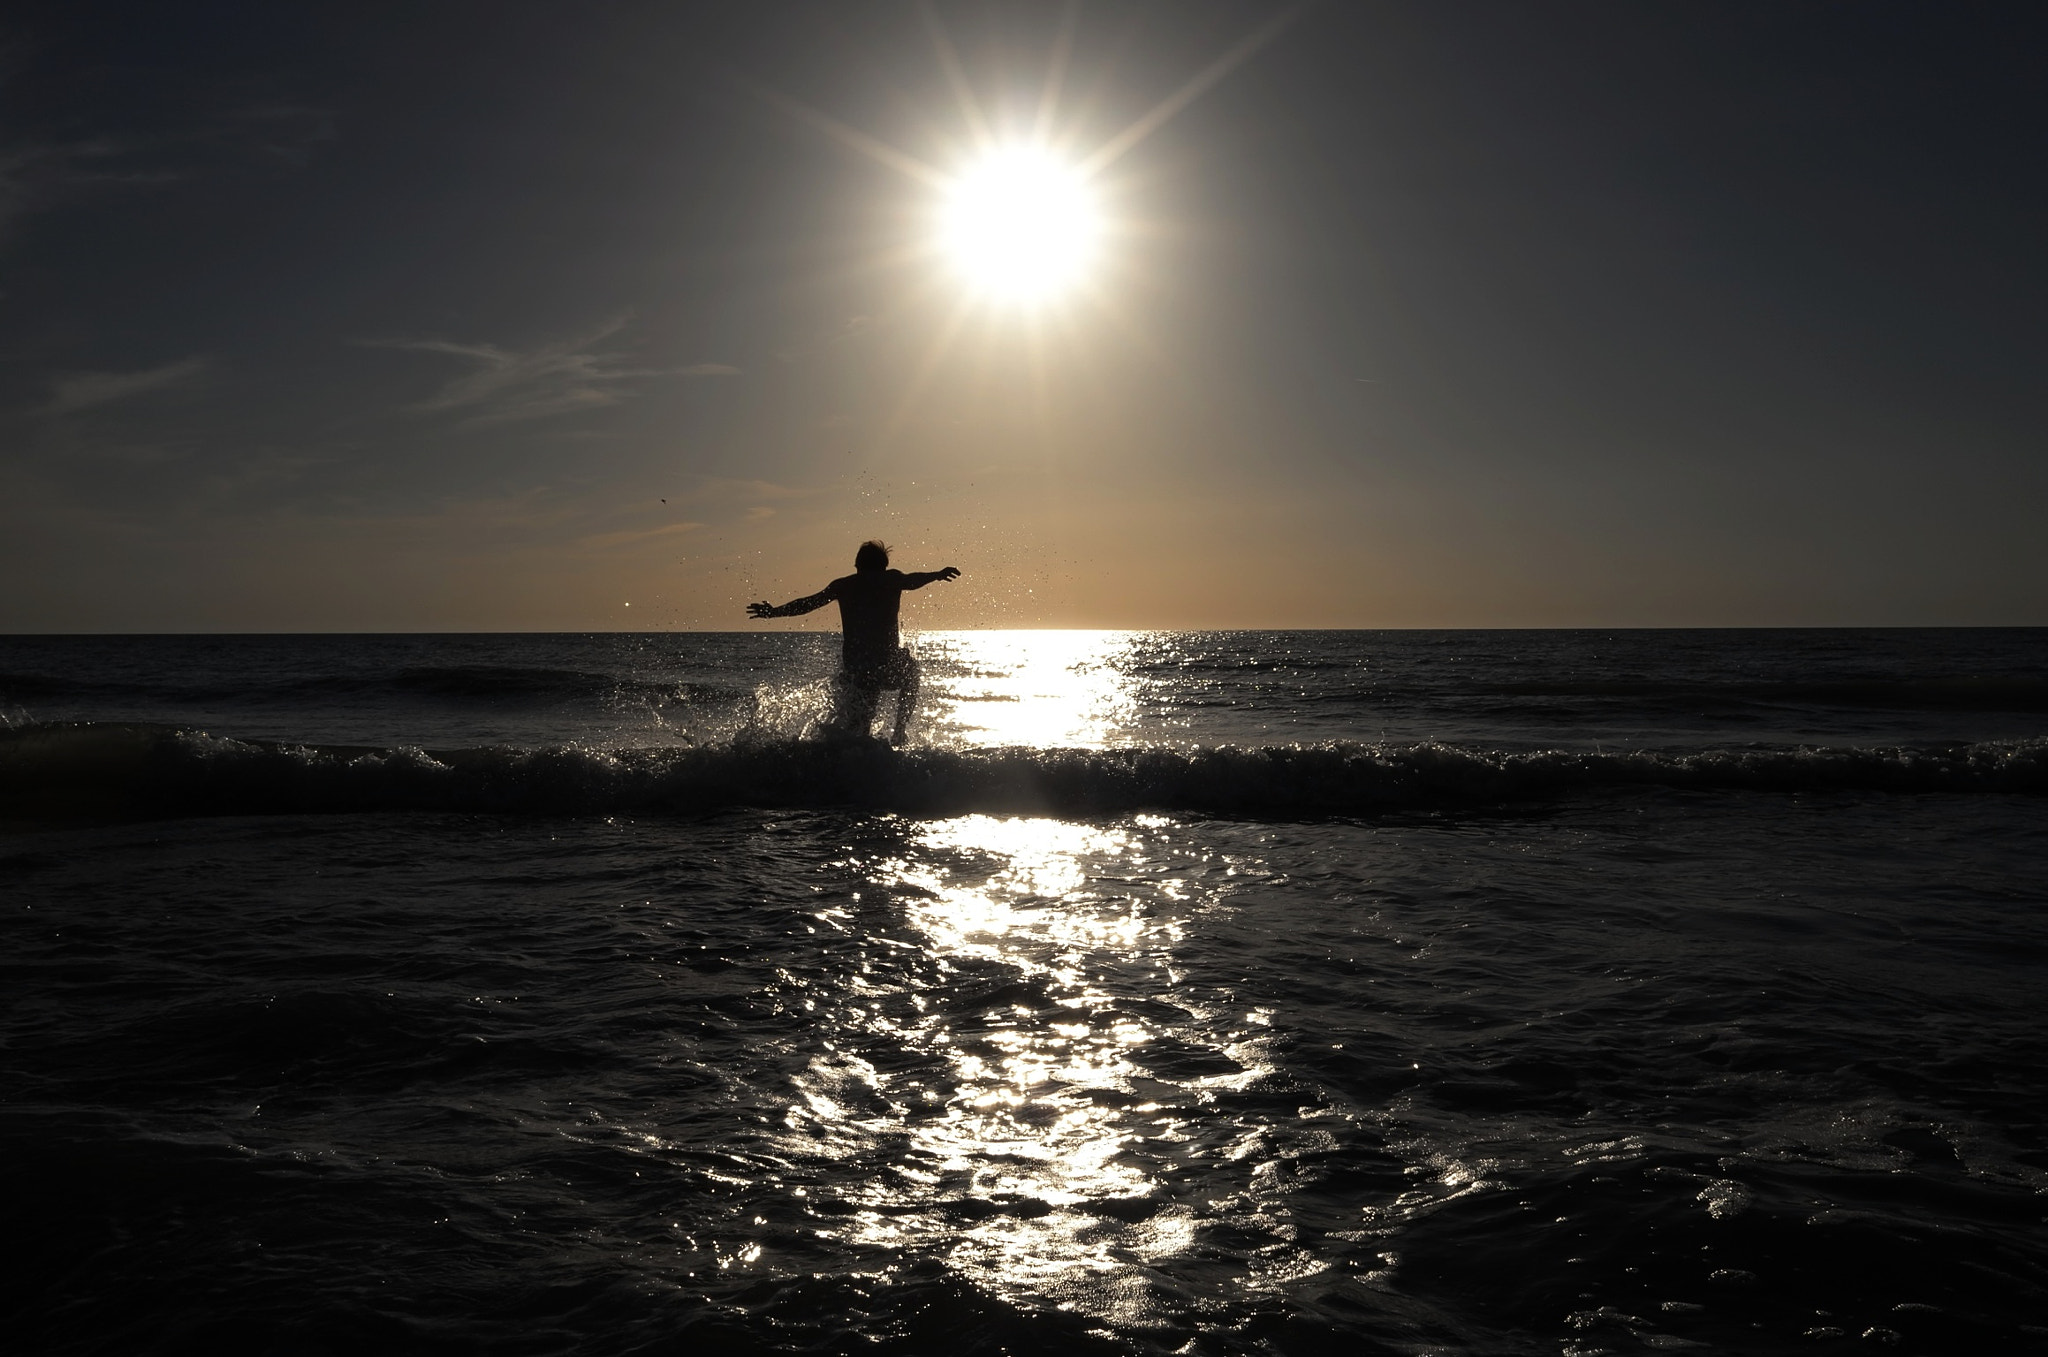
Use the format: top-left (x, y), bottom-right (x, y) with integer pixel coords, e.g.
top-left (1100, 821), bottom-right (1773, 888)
top-left (855, 540), bottom-right (889, 572)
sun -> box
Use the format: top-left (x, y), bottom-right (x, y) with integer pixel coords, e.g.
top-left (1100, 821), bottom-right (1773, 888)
top-left (939, 147), bottom-right (1100, 303)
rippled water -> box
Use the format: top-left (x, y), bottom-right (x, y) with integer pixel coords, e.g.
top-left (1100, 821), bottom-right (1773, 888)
top-left (3, 630), bottom-right (2046, 1354)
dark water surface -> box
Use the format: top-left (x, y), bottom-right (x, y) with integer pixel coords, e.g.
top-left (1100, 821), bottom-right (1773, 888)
top-left (3, 631), bottom-right (2046, 1354)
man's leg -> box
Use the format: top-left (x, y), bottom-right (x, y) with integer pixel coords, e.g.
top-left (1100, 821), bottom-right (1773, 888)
top-left (833, 671), bottom-right (881, 737)
top-left (890, 647), bottom-right (921, 745)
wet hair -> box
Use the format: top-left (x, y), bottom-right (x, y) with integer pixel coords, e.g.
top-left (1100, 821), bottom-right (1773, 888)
top-left (854, 540), bottom-right (890, 572)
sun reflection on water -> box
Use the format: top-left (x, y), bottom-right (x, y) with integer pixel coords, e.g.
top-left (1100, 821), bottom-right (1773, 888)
top-left (915, 631), bottom-right (1153, 749)
top-left (780, 812), bottom-right (1279, 1315)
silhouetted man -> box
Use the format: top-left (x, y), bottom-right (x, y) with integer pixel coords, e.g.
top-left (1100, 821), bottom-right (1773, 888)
top-left (747, 540), bottom-right (960, 743)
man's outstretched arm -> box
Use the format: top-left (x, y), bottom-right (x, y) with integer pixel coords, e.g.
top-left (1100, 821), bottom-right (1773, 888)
top-left (747, 587), bottom-right (834, 619)
top-left (901, 566), bottom-right (961, 590)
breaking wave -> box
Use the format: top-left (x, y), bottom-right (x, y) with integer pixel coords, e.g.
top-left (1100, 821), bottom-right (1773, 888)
top-left (1271, 675), bottom-right (2048, 713)
top-left (4, 723), bottom-right (2045, 820)
top-left (0, 665), bottom-right (747, 709)
top-left (1472, 675), bottom-right (2048, 712)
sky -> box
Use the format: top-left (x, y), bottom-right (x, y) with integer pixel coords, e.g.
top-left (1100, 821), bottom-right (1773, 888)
top-left (3, 0), bottom-right (2045, 632)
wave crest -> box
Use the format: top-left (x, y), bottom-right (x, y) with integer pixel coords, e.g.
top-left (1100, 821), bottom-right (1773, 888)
top-left (4, 723), bottom-right (2044, 820)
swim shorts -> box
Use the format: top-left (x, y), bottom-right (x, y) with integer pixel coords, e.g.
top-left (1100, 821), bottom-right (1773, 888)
top-left (840, 644), bottom-right (917, 691)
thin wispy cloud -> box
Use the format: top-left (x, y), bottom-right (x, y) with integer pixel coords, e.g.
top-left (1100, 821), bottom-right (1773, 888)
top-left (1, 107), bottom-right (334, 241)
top-left (0, 138), bottom-right (169, 237)
top-left (367, 322), bottom-right (738, 423)
top-left (47, 356), bottom-right (209, 414)
top-left (374, 320), bottom-right (649, 423)
top-left (223, 104), bottom-right (339, 167)
top-left (577, 520), bottom-right (706, 553)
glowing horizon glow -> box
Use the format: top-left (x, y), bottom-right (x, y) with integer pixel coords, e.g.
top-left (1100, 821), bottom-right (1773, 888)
top-left (939, 147), bottom-right (1100, 302)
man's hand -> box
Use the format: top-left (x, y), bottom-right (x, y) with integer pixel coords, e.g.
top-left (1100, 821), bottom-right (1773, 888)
top-left (936, 566), bottom-right (960, 582)
top-left (750, 588), bottom-right (833, 618)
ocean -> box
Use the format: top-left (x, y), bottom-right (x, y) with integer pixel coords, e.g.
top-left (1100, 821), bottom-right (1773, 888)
top-left (3, 628), bottom-right (2045, 1355)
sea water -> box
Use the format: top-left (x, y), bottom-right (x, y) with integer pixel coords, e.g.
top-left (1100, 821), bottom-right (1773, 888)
top-left (2, 629), bottom-right (2044, 1354)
